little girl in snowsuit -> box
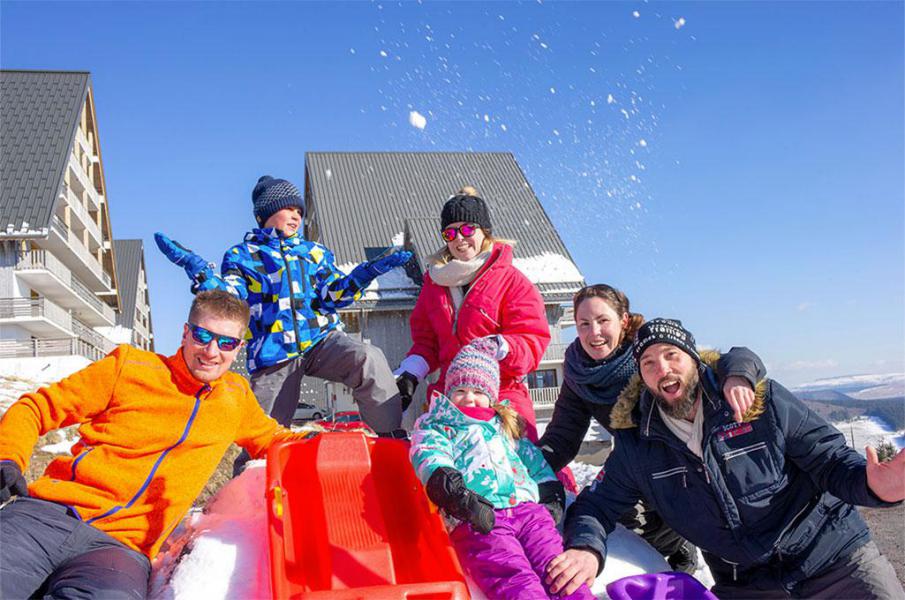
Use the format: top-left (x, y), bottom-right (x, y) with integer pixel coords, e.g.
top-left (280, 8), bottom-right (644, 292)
top-left (410, 338), bottom-right (595, 600)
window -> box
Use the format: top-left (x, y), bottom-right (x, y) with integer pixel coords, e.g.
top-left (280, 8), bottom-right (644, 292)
top-left (527, 369), bottom-right (557, 389)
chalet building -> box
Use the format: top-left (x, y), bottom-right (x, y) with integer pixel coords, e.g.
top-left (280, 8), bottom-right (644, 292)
top-left (106, 239), bottom-right (154, 351)
top-left (301, 152), bottom-right (584, 423)
top-left (0, 70), bottom-right (153, 361)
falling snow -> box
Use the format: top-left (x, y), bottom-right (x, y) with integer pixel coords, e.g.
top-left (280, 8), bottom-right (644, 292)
top-left (409, 110), bottom-right (427, 129)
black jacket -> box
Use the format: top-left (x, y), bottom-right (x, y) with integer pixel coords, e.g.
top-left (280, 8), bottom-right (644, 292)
top-left (539, 346), bottom-right (765, 471)
top-left (564, 355), bottom-right (898, 590)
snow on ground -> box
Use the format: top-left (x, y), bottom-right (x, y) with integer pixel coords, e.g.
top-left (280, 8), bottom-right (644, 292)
top-left (832, 416), bottom-right (905, 453)
top-left (39, 429), bottom-right (78, 454)
top-left (151, 458), bottom-right (673, 599)
top-left (150, 461), bottom-right (270, 599)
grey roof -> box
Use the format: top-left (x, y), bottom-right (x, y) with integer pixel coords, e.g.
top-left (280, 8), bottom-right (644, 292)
top-left (305, 152), bottom-right (585, 301)
top-left (0, 70), bottom-right (90, 237)
top-left (113, 239), bottom-right (144, 328)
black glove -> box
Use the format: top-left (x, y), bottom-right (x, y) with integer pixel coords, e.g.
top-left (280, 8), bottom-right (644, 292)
top-left (538, 480), bottom-right (566, 525)
top-left (0, 460), bottom-right (28, 503)
top-left (377, 429), bottom-right (410, 441)
top-left (426, 467), bottom-right (495, 534)
top-left (396, 372), bottom-right (418, 412)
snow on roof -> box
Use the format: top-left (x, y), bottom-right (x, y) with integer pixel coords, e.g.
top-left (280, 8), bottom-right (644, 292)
top-left (335, 262), bottom-right (420, 303)
top-left (513, 252), bottom-right (584, 285)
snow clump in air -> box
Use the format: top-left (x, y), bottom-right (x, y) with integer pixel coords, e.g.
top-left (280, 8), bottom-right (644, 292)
top-left (409, 110), bottom-right (427, 129)
top-left (674, 17), bottom-right (687, 30)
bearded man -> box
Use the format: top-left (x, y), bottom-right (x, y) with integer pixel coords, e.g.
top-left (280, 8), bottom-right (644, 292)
top-left (545, 318), bottom-right (905, 599)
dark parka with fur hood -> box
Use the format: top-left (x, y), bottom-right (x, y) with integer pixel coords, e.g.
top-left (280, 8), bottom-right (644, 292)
top-left (564, 351), bottom-right (897, 591)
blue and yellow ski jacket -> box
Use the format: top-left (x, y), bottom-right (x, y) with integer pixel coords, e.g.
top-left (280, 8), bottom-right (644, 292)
top-left (197, 228), bottom-right (368, 373)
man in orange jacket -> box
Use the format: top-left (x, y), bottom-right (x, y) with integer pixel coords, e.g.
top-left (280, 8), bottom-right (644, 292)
top-left (0, 290), bottom-right (312, 599)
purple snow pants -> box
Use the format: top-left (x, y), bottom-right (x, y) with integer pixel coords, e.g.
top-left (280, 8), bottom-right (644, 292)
top-left (450, 501), bottom-right (595, 600)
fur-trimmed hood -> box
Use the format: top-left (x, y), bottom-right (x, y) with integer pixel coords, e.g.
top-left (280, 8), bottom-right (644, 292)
top-left (609, 349), bottom-right (767, 430)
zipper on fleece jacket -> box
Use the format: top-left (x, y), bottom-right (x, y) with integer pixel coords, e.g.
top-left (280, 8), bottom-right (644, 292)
top-left (70, 446), bottom-right (95, 480)
top-left (85, 384), bottom-right (209, 525)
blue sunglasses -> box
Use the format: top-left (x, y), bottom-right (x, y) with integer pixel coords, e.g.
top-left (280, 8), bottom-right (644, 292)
top-left (186, 323), bottom-right (242, 351)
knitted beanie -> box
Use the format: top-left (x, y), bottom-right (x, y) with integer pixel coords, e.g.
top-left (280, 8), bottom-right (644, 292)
top-left (445, 337), bottom-right (500, 404)
top-left (252, 175), bottom-right (305, 226)
top-left (632, 318), bottom-right (701, 366)
top-left (441, 194), bottom-right (492, 231)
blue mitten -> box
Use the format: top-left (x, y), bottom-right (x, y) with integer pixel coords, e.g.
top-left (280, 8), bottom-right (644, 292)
top-left (350, 250), bottom-right (413, 285)
top-left (154, 232), bottom-right (211, 281)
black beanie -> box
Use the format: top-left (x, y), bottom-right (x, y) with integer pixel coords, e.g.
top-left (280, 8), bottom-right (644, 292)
top-left (441, 194), bottom-right (492, 232)
top-left (632, 318), bottom-right (701, 365)
top-left (252, 176), bottom-right (305, 226)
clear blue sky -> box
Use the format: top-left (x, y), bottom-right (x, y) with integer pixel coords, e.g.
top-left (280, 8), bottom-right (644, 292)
top-left (2, 1), bottom-right (902, 386)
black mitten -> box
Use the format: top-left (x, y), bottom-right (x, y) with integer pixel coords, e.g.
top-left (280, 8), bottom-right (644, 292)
top-left (426, 467), bottom-right (495, 534)
top-left (0, 460), bottom-right (28, 503)
top-left (538, 480), bottom-right (566, 525)
top-left (396, 372), bottom-right (418, 412)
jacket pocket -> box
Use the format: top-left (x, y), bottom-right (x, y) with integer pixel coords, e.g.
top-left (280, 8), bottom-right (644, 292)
top-left (719, 441), bottom-right (784, 502)
top-left (651, 465), bottom-right (689, 489)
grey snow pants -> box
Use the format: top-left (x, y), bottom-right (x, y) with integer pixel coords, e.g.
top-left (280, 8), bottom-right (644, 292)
top-left (0, 496), bottom-right (151, 600)
top-left (711, 540), bottom-right (905, 599)
top-left (234, 330), bottom-right (402, 474)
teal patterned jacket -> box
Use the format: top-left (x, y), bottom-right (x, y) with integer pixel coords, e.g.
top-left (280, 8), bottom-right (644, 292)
top-left (410, 392), bottom-right (557, 509)
top-left (196, 228), bottom-right (369, 373)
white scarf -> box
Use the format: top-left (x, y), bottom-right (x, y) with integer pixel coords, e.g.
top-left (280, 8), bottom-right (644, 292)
top-left (657, 395), bottom-right (704, 458)
top-left (428, 248), bottom-right (493, 311)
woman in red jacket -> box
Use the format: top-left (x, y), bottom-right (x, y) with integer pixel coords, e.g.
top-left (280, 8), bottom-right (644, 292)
top-left (396, 187), bottom-right (550, 440)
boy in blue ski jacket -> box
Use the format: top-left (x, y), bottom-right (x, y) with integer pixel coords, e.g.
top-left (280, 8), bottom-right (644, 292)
top-left (156, 176), bottom-right (411, 469)
top-left (547, 319), bottom-right (905, 599)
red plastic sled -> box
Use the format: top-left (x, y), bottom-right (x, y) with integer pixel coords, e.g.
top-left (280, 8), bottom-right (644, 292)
top-left (266, 432), bottom-right (470, 599)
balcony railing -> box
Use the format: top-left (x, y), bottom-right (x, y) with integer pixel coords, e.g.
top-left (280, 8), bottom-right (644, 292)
top-left (15, 249), bottom-right (72, 286)
top-left (0, 338), bottom-right (105, 361)
top-left (51, 215), bottom-right (109, 288)
top-left (68, 153), bottom-right (101, 210)
top-left (0, 297), bottom-right (71, 332)
top-left (72, 318), bottom-right (114, 354)
top-left (541, 343), bottom-right (568, 362)
top-left (529, 386), bottom-right (560, 407)
top-left (71, 274), bottom-right (113, 320)
top-left (62, 184), bottom-right (102, 244)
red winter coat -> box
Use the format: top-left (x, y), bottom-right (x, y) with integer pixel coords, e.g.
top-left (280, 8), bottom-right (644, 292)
top-left (408, 244), bottom-right (550, 439)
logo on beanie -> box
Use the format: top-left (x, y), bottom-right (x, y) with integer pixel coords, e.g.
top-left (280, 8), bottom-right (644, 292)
top-left (632, 318), bottom-right (700, 364)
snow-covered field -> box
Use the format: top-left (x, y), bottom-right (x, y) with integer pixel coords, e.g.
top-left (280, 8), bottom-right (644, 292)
top-left (832, 416), bottom-right (905, 453)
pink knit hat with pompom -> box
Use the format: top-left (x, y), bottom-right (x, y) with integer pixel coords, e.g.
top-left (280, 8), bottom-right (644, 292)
top-left (445, 337), bottom-right (500, 403)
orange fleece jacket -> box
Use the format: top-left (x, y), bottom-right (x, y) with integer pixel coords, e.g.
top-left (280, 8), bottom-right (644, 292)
top-left (0, 344), bottom-right (301, 558)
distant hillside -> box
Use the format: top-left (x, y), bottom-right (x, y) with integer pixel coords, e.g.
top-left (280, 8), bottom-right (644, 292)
top-left (795, 392), bottom-right (905, 431)
top-left (793, 373), bottom-right (904, 397)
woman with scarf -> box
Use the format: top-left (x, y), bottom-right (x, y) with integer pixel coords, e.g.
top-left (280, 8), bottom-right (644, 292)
top-left (395, 187), bottom-right (550, 441)
top-left (537, 284), bottom-right (765, 572)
